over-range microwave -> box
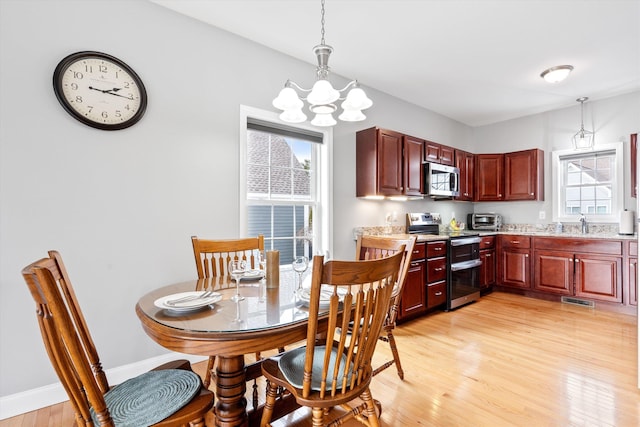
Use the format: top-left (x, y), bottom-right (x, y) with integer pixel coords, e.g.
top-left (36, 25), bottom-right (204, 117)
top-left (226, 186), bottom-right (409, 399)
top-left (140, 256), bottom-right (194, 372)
top-left (423, 162), bottom-right (460, 198)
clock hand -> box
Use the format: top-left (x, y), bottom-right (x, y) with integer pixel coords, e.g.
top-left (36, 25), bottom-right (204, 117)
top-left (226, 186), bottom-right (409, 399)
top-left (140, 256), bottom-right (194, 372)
top-left (104, 91), bottom-right (134, 100)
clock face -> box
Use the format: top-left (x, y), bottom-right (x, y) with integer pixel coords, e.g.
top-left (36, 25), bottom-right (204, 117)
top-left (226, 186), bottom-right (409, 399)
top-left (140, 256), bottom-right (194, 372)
top-left (53, 51), bottom-right (147, 130)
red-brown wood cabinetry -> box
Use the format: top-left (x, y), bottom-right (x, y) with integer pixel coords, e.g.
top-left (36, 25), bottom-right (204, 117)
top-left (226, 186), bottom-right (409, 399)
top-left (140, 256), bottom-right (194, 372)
top-left (399, 242), bottom-right (427, 320)
top-left (479, 235), bottom-right (496, 289)
top-left (475, 154), bottom-right (504, 201)
top-left (498, 235), bottom-right (531, 289)
top-left (455, 149), bottom-right (474, 201)
top-left (356, 127), bottom-right (424, 197)
top-left (425, 141), bottom-right (454, 166)
top-left (426, 240), bottom-right (447, 309)
top-left (628, 241), bottom-right (638, 306)
top-left (504, 149), bottom-right (544, 201)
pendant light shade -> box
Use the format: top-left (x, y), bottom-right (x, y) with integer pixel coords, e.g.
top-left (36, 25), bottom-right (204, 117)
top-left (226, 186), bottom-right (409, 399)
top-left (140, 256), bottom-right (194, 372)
top-left (272, 0), bottom-right (372, 127)
top-left (572, 97), bottom-right (594, 150)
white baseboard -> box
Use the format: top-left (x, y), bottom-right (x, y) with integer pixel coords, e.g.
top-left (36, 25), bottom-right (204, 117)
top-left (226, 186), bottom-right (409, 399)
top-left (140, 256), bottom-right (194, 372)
top-left (0, 353), bottom-right (207, 420)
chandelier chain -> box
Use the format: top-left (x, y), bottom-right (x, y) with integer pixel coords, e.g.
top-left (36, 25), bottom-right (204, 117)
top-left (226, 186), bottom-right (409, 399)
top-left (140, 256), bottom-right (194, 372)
top-left (320, 0), bottom-right (326, 45)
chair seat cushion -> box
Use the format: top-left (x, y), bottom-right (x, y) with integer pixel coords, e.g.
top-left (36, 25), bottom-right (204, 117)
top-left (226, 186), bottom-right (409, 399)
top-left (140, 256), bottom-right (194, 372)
top-left (91, 369), bottom-right (201, 426)
top-left (278, 345), bottom-right (353, 391)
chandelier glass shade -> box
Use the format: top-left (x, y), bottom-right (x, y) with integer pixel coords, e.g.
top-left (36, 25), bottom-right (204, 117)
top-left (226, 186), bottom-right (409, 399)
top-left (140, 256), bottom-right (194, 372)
top-left (572, 97), bottom-right (594, 150)
top-left (272, 0), bottom-right (372, 127)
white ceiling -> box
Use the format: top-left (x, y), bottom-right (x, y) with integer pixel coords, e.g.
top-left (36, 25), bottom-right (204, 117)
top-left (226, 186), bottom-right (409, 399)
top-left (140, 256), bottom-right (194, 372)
top-left (150, 0), bottom-right (640, 127)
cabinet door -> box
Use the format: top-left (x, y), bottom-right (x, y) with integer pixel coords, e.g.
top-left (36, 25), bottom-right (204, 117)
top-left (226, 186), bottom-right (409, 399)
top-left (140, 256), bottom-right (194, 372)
top-left (504, 149), bottom-right (544, 201)
top-left (404, 135), bottom-right (424, 196)
top-left (399, 259), bottom-right (427, 320)
top-left (629, 257), bottom-right (638, 306)
top-left (424, 141), bottom-right (441, 163)
top-left (426, 257), bottom-right (447, 283)
top-left (455, 149), bottom-right (474, 201)
top-left (533, 250), bottom-right (573, 295)
top-left (475, 154), bottom-right (504, 201)
top-left (574, 255), bottom-right (622, 303)
top-left (427, 281), bottom-right (447, 309)
top-left (439, 145), bottom-right (455, 166)
top-left (376, 129), bottom-right (404, 195)
top-left (500, 248), bottom-right (531, 289)
top-left (479, 249), bottom-right (495, 288)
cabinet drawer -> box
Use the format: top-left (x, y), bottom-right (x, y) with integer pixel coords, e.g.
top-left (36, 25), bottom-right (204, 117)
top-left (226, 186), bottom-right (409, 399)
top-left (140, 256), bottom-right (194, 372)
top-left (426, 257), bottom-right (447, 283)
top-left (427, 281), bottom-right (447, 308)
top-left (426, 241), bottom-right (447, 258)
top-left (411, 242), bottom-right (426, 260)
top-left (500, 235), bottom-right (531, 249)
top-left (534, 237), bottom-right (622, 255)
top-left (480, 235), bottom-right (496, 250)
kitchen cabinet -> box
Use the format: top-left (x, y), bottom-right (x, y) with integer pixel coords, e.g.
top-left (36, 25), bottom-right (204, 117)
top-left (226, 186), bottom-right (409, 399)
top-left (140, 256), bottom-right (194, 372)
top-left (474, 149), bottom-right (544, 202)
top-left (533, 237), bottom-right (623, 304)
top-left (628, 241), bottom-right (637, 306)
top-left (399, 242), bottom-right (427, 320)
top-left (504, 149), bottom-right (544, 201)
top-left (475, 154), bottom-right (504, 201)
top-left (498, 235), bottom-right (531, 289)
top-left (426, 240), bottom-right (447, 309)
top-left (454, 149), bottom-right (474, 201)
top-left (356, 127), bottom-right (423, 197)
top-left (479, 235), bottom-right (496, 289)
top-left (425, 140), bottom-right (454, 166)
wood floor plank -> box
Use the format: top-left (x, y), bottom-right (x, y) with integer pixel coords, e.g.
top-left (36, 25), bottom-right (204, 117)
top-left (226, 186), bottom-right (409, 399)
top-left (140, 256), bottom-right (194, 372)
top-left (1, 292), bottom-right (637, 426)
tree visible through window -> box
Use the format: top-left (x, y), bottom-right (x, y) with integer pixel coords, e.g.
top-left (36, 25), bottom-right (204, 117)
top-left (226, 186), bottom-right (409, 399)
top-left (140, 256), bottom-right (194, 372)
top-left (245, 125), bottom-right (318, 264)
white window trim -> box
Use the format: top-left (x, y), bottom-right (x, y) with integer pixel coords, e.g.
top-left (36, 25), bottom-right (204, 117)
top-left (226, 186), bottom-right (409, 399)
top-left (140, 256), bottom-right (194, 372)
top-left (239, 105), bottom-right (333, 258)
top-left (551, 142), bottom-right (623, 223)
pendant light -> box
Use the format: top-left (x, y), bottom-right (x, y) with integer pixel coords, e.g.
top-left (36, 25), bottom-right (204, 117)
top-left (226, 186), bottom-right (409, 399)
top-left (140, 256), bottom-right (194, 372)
top-left (272, 0), bottom-right (372, 127)
top-left (572, 97), bottom-right (594, 150)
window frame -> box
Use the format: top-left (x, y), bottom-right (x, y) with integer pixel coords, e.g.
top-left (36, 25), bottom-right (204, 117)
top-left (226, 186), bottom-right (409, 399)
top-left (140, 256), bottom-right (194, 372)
top-left (552, 142), bottom-right (624, 223)
top-left (239, 105), bottom-right (333, 260)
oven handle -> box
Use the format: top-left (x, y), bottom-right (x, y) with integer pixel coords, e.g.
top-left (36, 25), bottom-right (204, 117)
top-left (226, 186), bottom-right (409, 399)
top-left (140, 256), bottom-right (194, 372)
top-left (450, 259), bottom-right (483, 271)
top-left (449, 236), bottom-right (481, 246)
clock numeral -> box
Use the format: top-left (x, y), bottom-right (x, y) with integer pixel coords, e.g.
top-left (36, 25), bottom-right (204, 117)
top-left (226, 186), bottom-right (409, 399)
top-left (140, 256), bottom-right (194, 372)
top-left (75, 96), bottom-right (83, 103)
top-left (101, 111), bottom-right (108, 119)
top-left (99, 65), bottom-right (108, 73)
top-left (84, 65), bottom-right (93, 73)
top-left (70, 83), bottom-right (78, 90)
top-left (115, 110), bottom-right (122, 118)
top-left (71, 70), bottom-right (84, 79)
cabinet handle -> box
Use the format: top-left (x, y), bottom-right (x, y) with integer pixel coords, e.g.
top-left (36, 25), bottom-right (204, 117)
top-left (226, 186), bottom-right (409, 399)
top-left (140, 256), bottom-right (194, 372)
top-left (435, 291), bottom-right (443, 296)
top-left (499, 194), bottom-right (502, 197)
top-left (434, 247), bottom-right (442, 251)
top-left (511, 240), bottom-right (520, 244)
top-left (525, 254), bottom-right (529, 258)
top-left (575, 259), bottom-right (579, 263)
top-left (530, 192), bottom-right (534, 196)
top-left (413, 250), bottom-right (420, 254)
top-left (486, 253), bottom-right (492, 257)
top-left (435, 267), bottom-right (444, 271)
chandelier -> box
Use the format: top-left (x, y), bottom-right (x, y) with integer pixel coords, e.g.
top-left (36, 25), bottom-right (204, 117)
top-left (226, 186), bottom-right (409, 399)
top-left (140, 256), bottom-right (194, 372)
top-left (572, 97), bottom-right (594, 150)
top-left (272, 0), bottom-right (372, 127)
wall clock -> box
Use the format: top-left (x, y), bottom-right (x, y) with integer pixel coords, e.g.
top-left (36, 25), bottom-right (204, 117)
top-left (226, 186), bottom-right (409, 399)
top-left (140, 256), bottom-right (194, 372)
top-left (53, 51), bottom-right (147, 130)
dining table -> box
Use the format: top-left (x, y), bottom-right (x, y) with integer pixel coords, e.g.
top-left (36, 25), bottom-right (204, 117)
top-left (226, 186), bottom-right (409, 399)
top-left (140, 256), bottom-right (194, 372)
top-left (136, 268), bottom-right (317, 427)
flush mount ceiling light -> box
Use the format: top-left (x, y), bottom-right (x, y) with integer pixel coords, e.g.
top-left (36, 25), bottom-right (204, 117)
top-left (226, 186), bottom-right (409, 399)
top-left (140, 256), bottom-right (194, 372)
top-left (573, 97), bottom-right (595, 150)
top-left (540, 65), bottom-right (574, 83)
top-left (272, 0), bottom-right (372, 127)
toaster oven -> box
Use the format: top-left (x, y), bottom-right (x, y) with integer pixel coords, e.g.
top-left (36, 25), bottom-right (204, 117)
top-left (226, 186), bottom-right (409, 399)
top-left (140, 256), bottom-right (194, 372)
top-left (468, 213), bottom-right (502, 231)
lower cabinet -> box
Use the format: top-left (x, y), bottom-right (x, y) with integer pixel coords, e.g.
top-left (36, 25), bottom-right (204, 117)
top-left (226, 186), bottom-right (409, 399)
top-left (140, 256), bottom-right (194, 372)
top-left (532, 237), bottom-right (623, 304)
top-left (629, 241), bottom-right (638, 306)
top-left (498, 235), bottom-right (531, 289)
top-left (399, 242), bottom-right (427, 321)
top-left (479, 235), bottom-right (496, 289)
top-left (426, 240), bottom-right (447, 309)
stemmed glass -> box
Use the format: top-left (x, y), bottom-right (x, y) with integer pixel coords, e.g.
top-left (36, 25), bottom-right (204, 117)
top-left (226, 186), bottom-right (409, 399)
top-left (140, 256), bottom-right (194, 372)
top-left (228, 259), bottom-right (247, 302)
top-left (292, 256), bottom-right (309, 291)
top-left (258, 251), bottom-right (267, 302)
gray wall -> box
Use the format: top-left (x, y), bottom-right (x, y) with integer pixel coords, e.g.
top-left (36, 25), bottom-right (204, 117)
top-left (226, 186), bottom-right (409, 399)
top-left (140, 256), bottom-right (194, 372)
top-left (1, 0), bottom-right (638, 401)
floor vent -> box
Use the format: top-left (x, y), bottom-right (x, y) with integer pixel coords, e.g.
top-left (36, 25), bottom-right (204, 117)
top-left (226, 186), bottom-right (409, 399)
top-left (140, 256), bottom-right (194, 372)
top-left (561, 296), bottom-right (595, 308)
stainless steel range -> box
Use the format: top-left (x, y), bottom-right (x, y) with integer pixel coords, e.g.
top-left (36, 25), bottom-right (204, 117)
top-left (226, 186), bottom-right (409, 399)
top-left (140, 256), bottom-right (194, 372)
top-left (407, 213), bottom-right (482, 310)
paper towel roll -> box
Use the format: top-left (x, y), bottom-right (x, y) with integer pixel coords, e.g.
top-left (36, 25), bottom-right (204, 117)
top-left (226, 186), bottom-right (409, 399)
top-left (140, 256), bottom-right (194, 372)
top-left (619, 209), bottom-right (635, 235)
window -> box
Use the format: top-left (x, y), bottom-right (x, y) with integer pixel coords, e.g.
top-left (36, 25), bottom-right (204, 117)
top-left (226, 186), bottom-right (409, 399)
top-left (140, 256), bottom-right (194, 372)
top-left (552, 143), bottom-right (623, 223)
top-left (240, 106), bottom-right (332, 265)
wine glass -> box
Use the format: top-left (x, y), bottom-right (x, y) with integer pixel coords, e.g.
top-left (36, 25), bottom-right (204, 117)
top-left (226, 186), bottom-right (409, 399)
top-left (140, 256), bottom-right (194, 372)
top-left (258, 251), bottom-right (267, 302)
top-left (228, 259), bottom-right (247, 302)
top-left (292, 256), bottom-right (309, 291)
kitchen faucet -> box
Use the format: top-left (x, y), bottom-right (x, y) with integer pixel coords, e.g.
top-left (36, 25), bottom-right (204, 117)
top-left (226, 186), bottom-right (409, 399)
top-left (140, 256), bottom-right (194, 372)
top-left (579, 214), bottom-right (588, 234)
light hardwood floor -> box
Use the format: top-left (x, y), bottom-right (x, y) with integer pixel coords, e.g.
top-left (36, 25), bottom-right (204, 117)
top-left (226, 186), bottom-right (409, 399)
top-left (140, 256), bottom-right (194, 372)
top-left (2, 292), bottom-right (638, 426)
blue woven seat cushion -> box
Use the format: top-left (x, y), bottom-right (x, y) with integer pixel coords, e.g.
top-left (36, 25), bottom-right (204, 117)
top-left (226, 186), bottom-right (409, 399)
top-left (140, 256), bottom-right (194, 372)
top-left (278, 346), bottom-right (353, 391)
top-left (90, 369), bottom-right (201, 427)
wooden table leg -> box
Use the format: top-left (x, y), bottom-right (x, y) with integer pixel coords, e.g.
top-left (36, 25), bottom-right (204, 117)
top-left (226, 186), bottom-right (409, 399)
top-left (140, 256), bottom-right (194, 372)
top-left (215, 355), bottom-right (248, 427)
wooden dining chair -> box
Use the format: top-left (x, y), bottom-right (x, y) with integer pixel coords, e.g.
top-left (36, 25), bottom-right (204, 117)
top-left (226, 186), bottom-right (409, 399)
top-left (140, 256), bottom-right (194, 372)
top-left (191, 234), bottom-right (283, 393)
top-left (260, 251), bottom-right (405, 427)
top-left (21, 251), bottom-right (214, 427)
top-left (355, 234), bottom-right (417, 380)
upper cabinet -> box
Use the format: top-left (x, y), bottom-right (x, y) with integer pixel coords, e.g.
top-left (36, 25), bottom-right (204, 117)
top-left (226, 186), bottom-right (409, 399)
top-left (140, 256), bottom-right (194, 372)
top-left (356, 127), bottom-right (424, 197)
top-left (475, 154), bottom-right (505, 201)
top-left (455, 149), bottom-right (474, 201)
top-left (475, 149), bottom-right (544, 202)
top-left (425, 140), bottom-right (455, 166)
top-left (504, 149), bottom-right (544, 201)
